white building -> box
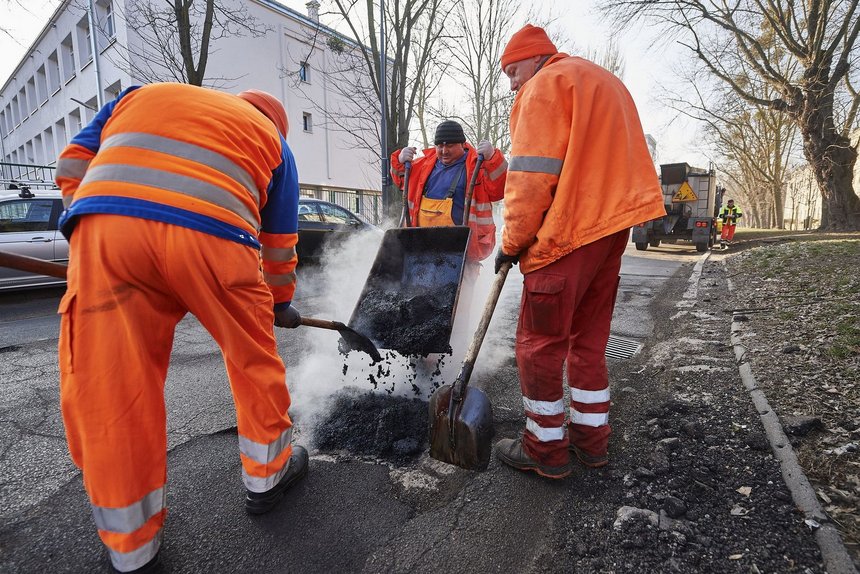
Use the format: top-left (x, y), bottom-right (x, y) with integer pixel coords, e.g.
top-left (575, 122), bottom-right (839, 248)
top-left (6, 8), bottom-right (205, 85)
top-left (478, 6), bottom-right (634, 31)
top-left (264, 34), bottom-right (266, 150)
top-left (0, 0), bottom-right (383, 220)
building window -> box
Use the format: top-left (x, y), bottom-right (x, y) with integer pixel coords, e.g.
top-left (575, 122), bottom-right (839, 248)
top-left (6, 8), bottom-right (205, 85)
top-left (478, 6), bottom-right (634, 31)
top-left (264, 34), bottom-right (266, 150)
top-left (0, 110), bottom-right (6, 137)
top-left (299, 61), bottom-right (310, 83)
top-left (61, 34), bottom-right (76, 81)
top-left (48, 51), bottom-right (61, 93)
top-left (36, 66), bottom-right (48, 104)
top-left (98, 0), bottom-right (116, 41)
top-left (69, 108), bottom-right (82, 136)
top-left (302, 112), bottom-right (312, 132)
top-left (27, 78), bottom-right (38, 113)
top-left (18, 88), bottom-right (28, 121)
top-left (55, 118), bottom-right (67, 151)
top-left (77, 17), bottom-right (93, 63)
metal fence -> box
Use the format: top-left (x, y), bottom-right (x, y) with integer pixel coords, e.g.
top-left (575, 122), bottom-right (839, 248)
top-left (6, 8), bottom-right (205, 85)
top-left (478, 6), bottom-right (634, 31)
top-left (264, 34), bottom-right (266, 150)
top-left (1, 162), bottom-right (58, 189)
top-left (300, 185), bottom-right (384, 225)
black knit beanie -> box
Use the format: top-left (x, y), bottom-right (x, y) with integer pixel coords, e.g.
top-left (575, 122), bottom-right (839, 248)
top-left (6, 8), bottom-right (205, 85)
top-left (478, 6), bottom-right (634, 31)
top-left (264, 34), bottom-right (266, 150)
top-left (434, 120), bottom-right (466, 145)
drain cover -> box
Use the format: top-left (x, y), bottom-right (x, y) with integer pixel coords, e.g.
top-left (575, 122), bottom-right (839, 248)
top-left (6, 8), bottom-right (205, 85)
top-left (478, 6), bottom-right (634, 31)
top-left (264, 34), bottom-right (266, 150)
top-left (605, 335), bottom-right (642, 360)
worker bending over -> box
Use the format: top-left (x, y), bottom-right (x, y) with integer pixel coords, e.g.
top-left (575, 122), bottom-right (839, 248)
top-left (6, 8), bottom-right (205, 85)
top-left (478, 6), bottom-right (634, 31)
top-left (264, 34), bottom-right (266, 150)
top-left (55, 83), bottom-right (306, 573)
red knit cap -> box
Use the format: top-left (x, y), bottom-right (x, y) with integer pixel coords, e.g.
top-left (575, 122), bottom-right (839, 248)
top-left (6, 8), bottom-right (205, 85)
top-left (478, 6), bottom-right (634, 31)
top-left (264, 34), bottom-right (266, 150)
top-left (238, 89), bottom-right (289, 137)
top-left (500, 24), bottom-right (558, 69)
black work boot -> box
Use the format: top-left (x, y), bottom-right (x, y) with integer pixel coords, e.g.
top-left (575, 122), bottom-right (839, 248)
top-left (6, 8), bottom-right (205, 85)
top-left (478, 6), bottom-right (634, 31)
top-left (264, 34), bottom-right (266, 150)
top-left (569, 443), bottom-right (609, 468)
top-left (495, 438), bottom-right (571, 479)
top-left (245, 445), bottom-right (309, 515)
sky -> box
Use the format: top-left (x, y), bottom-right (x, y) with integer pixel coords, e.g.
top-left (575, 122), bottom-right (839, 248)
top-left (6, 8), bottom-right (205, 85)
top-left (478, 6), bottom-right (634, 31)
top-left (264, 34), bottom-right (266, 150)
top-left (0, 0), bottom-right (708, 166)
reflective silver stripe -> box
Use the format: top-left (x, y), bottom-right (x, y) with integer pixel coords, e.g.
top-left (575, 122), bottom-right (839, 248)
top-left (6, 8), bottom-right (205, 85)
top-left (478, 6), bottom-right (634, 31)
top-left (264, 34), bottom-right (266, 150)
top-left (262, 245), bottom-right (297, 262)
top-left (264, 270), bottom-right (297, 286)
top-left (238, 426), bottom-right (293, 465)
top-left (408, 201), bottom-right (415, 210)
top-left (571, 387), bottom-right (611, 404)
top-left (108, 531), bottom-right (162, 572)
top-left (468, 214), bottom-right (495, 225)
top-left (526, 418), bottom-right (565, 442)
top-left (62, 195), bottom-right (74, 208)
top-left (522, 396), bottom-right (565, 415)
top-left (56, 157), bottom-right (91, 181)
top-left (488, 159), bottom-right (508, 180)
top-left (91, 487), bottom-right (164, 534)
top-left (81, 164), bottom-right (259, 229)
top-left (570, 408), bottom-right (609, 427)
top-left (101, 132), bottom-right (260, 207)
top-left (473, 202), bottom-right (492, 211)
top-left (243, 456), bottom-right (290, 493)
top-left (509, 156), bottom-right (563, 176)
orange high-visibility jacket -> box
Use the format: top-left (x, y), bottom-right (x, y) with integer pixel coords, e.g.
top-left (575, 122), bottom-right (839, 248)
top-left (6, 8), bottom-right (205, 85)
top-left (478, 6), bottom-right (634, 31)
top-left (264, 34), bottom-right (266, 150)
top-left (390, 144), bottom-right (507, 261)
top-left (503, 54), bottom-right (665, 273)
top-left (55, 83), bottom-right (300, 305)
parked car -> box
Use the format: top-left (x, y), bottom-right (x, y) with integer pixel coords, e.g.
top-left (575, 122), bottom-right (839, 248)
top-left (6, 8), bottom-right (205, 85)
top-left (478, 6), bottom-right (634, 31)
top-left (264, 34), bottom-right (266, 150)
top-left (0, 187), bottom-right (69, 290)
top-left (297, 198), bottom-right (380, 262)
top-left (0, 192), bottom-right (375, 289)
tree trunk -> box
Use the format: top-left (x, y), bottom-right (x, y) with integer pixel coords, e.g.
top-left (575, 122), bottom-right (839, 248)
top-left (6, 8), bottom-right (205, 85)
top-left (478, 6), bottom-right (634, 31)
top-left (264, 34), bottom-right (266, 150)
top-left (799, 73), bottom-right (860, 231)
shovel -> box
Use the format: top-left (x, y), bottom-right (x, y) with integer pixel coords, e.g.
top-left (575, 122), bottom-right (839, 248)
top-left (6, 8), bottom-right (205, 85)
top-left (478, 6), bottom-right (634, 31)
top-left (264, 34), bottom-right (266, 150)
top-left (428, 261), bottom-right (512, 471)
top-left (0, 250), bottom-right (382, 362)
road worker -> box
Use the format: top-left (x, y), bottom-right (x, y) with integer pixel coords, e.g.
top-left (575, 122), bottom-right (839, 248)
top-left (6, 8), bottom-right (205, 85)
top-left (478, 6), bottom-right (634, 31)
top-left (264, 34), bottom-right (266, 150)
top-left (719, 198), bottom-right (743, 247)
top-left (55, 83), bottom-right (307, 572)
top-left (494, 25), bottom-right (666, 479)
top-left (391, 121), bottom-right (507, 356)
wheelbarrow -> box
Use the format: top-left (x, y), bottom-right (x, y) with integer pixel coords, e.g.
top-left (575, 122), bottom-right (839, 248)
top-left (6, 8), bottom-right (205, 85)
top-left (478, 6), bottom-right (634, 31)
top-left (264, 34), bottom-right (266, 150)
top-left (0, 251), bottom-right (382, 362)
top-left (346, 155), bottom-right (484, 357)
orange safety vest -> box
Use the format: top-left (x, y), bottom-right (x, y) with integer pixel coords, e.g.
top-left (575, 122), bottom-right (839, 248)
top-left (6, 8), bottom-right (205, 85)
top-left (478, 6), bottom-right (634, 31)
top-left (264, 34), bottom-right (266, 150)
top-left (390, 145), bottom-right (508, 261)
top-left (503, 54), bottom-right (665, 273)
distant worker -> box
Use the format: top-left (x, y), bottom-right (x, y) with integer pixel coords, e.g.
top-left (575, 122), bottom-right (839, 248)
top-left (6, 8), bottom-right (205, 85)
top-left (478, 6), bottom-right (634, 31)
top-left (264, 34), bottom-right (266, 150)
top-left (493, 25), bottom-right (665, 479)
top-left (719, 198), bottom-right (743, 247)
top-left (55, 83), bottom-right (307, 573)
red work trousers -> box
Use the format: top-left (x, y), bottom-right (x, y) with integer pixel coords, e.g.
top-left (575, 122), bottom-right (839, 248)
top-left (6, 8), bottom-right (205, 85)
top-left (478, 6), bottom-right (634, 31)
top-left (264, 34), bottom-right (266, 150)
top-left (59, 215), bottom-right (293, 572)
top-left (515, 229), bottom-right (627, 468)
top-left (721, 224), bottom-right (737, 242)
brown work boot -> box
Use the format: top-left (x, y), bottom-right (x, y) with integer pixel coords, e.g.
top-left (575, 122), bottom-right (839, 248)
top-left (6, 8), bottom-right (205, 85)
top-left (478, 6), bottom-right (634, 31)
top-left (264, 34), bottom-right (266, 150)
top-left (570, 443), bottom-right (608, 468)
top-left (495, 438), bottom-right (571, 479)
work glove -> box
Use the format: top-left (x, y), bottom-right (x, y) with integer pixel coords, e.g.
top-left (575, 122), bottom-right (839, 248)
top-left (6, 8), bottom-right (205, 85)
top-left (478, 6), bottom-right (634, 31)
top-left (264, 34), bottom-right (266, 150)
top-left (274, 305), bottom-right (302, 329)
top-left (494, 249), bottom-right (519, 274)
top-left (476, 140), bottom-right (495, 161)
top-left (398, 147), bottom-right (417, 164)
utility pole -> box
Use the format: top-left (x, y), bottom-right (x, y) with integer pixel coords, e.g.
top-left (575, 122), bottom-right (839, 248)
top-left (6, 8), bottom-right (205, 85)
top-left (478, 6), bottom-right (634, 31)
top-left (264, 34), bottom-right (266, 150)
top-left (379, 2), bottom-right (391, 215)
top-left (87, 0), bottom-right (104, 108)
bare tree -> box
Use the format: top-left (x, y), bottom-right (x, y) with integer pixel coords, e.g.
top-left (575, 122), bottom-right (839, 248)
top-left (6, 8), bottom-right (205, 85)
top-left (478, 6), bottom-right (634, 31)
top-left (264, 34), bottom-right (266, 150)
top-left (583, 37), bottom-right (626, 79)
top-left (324, 0), bottom-right (455, 221)
top-left (98, 0), bottom-right (267, 87)
top-left (604, 0), bottom-right (860, 231)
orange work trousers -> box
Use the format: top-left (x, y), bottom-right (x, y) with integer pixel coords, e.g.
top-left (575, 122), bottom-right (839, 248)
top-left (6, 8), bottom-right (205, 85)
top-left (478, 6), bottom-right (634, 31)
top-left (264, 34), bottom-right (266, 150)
top-left (515, 229), bottom-right (627, 468)
top-left (59, 215), bottom-right (293, 572)
top-left (721, 224), bottom-right (737, 242)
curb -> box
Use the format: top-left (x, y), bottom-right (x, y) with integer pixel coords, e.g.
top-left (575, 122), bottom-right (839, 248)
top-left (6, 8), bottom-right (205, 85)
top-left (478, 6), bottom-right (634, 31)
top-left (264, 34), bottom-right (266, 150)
top-left (721, 259), bottom-right (858, 574)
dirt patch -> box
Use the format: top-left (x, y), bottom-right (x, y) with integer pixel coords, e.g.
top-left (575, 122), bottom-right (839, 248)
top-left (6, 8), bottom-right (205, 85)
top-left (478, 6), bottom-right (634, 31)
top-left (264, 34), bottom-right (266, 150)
top-left (727, 237), bottom-right (860, 561)
top-left (313, 387), bottom-right (429, 463)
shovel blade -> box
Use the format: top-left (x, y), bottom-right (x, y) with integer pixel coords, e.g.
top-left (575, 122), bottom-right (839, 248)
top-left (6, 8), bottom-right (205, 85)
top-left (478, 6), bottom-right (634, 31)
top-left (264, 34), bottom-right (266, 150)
top-left (428, 384), bottom-right (494, 471)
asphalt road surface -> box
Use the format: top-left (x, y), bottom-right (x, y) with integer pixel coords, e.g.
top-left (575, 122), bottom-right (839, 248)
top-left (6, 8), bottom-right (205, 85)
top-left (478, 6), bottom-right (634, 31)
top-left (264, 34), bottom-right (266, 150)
top-left (0, 240), bottom-right (693, 573)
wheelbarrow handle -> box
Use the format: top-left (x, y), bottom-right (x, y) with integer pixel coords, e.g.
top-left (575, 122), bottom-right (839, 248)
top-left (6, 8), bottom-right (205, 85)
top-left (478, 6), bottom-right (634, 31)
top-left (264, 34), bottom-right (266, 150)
top-left (399, 161), bottom-right (412, 228)
top-left (462, 154), bottom-right (484, 226)
top-left (451, 260), bottom-right (512, 401)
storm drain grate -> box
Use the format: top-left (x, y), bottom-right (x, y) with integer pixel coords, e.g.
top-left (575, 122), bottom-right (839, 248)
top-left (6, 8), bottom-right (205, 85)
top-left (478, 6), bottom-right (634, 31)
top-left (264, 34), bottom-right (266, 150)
top-left (605, 336), bottom-right (642, 360)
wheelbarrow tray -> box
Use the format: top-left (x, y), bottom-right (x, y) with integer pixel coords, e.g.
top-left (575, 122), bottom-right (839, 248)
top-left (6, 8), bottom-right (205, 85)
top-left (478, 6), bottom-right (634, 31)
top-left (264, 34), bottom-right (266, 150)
top-left (348, 226), bottom-right (470, 356)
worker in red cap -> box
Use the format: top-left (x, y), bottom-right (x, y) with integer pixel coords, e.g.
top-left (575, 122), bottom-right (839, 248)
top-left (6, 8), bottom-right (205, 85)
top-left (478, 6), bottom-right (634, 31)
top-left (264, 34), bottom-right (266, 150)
top-left (493, 25), bottom-right (665, 478)
top-left (54, 83), bottom-right (306, 572)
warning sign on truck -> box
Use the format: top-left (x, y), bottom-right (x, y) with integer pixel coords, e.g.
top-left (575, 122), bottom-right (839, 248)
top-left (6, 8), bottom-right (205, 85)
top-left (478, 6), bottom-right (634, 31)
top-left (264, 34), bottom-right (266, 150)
top-left (672, 181), bottom-right (698, 202)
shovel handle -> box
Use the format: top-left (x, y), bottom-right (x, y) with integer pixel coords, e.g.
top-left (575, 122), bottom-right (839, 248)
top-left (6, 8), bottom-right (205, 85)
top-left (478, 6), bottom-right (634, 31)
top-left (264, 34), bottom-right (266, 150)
top-left (0, 251), bottom-right (68, 279)
top-left (399, 161), bottom-right (412, 228)
top-left (452, 261), bottom-right (512, 400)
top-left (300, 317), bottom-right (348, 331)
